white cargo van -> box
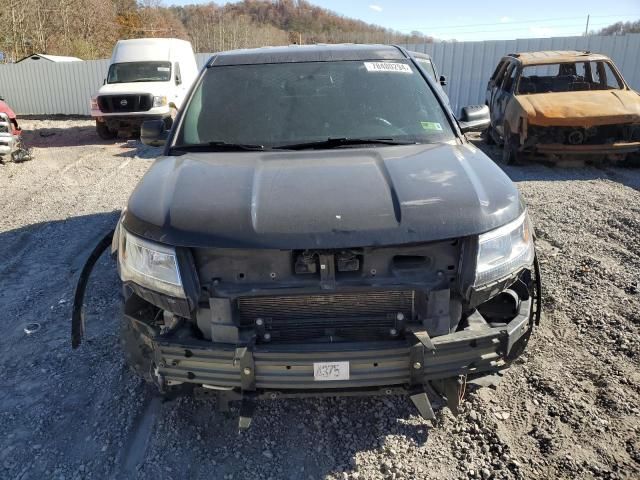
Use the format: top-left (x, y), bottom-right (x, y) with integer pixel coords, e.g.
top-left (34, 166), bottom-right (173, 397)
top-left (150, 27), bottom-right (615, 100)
top-left (91, 38), bottom-right (198, 139)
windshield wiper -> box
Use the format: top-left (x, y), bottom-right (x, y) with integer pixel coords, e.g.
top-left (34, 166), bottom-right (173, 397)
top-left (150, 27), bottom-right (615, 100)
top-left (171, 141), bottom-right (267, 152)
top-left (275, 137), bottom-right (415, 150)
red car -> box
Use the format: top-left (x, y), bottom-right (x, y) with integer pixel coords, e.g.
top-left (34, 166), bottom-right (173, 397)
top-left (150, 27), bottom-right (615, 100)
top-left (0, 98), bottom-right (23, 161)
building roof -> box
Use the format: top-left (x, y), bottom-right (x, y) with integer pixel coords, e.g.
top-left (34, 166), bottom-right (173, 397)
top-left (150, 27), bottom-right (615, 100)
top-left (209, 44), bottom-right (406, 66)
top-left (508, 50), bottom-right (611, 66)
top-left (16, 54), bottom-right (82, 63)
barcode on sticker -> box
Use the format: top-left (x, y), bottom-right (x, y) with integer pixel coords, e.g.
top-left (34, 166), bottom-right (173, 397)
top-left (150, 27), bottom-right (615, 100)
top-left (364, 62), bottom-right (412, 74)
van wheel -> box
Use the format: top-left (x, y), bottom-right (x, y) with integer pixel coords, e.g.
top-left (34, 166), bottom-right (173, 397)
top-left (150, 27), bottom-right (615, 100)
top-left (503, 132), bottom-right (522, 165)
top-left (120, 318), bottom-right (153, 383)
top-left (96, 122), bottom-right (117, 140)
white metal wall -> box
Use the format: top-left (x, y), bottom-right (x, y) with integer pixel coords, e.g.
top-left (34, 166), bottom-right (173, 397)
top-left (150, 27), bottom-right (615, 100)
top-left (0, 34), bottom-right (638, 116)
top-left (402, 33), bottom-right (640, 115)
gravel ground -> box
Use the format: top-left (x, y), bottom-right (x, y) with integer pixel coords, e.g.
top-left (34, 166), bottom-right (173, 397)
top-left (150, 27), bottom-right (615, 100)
top-left (0, 120), bottom-right (638, 480)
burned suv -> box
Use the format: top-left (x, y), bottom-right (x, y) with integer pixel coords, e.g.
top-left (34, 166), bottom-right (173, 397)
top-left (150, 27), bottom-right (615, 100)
top-left (486, 50), bottom-right (640, 164)
top-left (75, 45), bottom-right (540, 427)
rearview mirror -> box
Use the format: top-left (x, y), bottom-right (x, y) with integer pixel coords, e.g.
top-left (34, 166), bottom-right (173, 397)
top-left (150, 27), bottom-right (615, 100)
top-left (439, 75), bottom-right (447, 86)
top-left (141, 119), bottom-right (169, 147)
top-left (458, 104), bottom-right (490, 133)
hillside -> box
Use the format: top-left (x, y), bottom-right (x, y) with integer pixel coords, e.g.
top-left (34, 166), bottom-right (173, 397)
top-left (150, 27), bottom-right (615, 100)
top-left (0, 0), bottom-right (433, 61)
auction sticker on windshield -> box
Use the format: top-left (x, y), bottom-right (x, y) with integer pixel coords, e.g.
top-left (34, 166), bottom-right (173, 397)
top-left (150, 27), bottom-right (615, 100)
top-left (421, 121), bottom-right (443, 131)
top-left (313, 361), bottom-right (350, 381)
top-left (364, 62), bottom-right (412, 74)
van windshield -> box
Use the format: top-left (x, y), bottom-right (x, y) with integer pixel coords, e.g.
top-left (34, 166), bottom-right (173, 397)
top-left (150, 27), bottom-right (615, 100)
top-left (176, 60), bottom-right (454, 149)
top-left (107, 61), bottom-right (172, 84)
top-left (517, 61), bottom-right (623, 94)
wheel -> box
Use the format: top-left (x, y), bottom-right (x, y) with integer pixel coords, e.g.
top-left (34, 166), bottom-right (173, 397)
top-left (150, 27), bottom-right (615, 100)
top-left (96, 121), bottom-right (117, 140)
top-left (502, 132), bottom-right (522, 165)
top-left (120, 318), bottom-right (153, 383)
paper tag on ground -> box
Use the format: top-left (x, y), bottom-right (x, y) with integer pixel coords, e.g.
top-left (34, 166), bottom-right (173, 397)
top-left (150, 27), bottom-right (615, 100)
top-left (313, 361), bottom-right (350, 381)
top-left (364, 62), bottom-right (412, 74)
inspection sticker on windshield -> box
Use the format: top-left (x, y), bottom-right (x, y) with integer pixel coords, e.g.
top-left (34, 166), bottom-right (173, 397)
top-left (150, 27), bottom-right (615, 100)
top-left (157, 66), bottom-right (170, 72)
top-left (364, 62), bottom-right (412, 74)
top-left (314, 361), bottom-right (349, 381)
top-left (421, 121), bottom-right (443, 131)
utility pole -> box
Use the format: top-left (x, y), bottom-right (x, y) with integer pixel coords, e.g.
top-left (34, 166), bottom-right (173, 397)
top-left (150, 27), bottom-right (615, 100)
top-left (584, 14), bottom-right (590, 36)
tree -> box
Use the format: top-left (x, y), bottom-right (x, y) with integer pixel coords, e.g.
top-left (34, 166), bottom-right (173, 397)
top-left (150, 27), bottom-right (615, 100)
top-left (597, 20), bottom-right (640, 35)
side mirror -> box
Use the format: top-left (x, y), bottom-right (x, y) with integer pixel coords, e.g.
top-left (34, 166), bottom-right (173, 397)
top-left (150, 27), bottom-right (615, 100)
top-left (439, 75), bottom-right (447, 86)
top-left (103, 78), bottom-right (106, 85)
top-left (175, 75), bottom-right (182, 86)
top-left (141, 119), bottom-right (169, 147)
top-left (0, 96), bottom-right (5, 102)
top-left (458, 104), bottom-right (490, 133)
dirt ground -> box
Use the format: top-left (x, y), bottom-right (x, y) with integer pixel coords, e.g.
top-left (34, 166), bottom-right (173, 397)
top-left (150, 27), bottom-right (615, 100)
top-left (0, 120), bottom-right (638, 480)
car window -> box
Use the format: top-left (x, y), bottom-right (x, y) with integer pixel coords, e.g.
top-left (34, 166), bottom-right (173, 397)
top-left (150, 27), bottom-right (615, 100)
top-left (517, 61), bottom-right (623, 94)
top-left (501, 64), bottom-right (517, 92)
top-left (588, 61), bottom-right (623, 89)
top-left (490, 60), bottom-right (506, 81)
top-left (175, 62), bottom-right (182, 84)
top-left (494, 62), bottom-right (511, 89)
top-left (414, 57), bottom-right (437, 81)
top-left (177, 60), bottom-right (455, 148)
top-left (107, 61), bottom-right (172, 84)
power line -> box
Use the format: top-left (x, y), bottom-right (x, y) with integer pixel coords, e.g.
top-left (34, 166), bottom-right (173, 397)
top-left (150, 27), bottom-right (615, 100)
top-left (399, 21), bottom-right (628, 36)
top-left (397, 13), bottom-right (640, 33)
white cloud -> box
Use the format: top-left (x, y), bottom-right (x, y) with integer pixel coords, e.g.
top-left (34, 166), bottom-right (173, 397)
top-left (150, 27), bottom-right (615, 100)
top-left (369, 4), bottom-right (383, 12)
top-left (529, 26), bottom-right (555, 37)
top-left (500, 16), bottom-right (511, 23)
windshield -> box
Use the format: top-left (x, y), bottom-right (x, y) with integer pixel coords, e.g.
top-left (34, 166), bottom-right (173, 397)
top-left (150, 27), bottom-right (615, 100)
top-left (176, 60), bottom-right (455, 149)
top-left (107, 61), bottom-right (172, 84)
top-left (517, 60), bottom-right (623, 94)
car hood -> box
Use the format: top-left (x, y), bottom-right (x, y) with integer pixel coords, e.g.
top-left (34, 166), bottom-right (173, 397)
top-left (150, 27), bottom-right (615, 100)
top-left (122, 143), bottom-right (523, 249)
top-left (518, 90), bottom-right (640, 127)
top-left (0, 100), bottom-right (17, 119)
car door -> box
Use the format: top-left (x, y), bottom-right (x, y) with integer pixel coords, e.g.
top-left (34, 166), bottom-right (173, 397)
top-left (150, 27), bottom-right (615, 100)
top-left (486, 60), bottom-right (507, 106)
top-left (491, 62), bottom-right (518, 138)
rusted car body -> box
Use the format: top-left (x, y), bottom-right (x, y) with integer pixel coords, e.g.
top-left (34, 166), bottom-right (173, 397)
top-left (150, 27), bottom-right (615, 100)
top-left (485, 50), bottom-right (640, 163)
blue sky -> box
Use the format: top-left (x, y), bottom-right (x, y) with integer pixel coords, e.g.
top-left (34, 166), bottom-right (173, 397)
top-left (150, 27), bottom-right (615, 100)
top-left (165, 0), bottom-right (640, 41)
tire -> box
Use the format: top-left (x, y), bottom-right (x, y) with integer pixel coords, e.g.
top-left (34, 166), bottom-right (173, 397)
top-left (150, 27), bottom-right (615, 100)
top-left (120, 318), bottom-right (153, 383)
top-left (96, 121), bottom-right (117, 140)
top-left (502, 132), bottom-right (522, 165)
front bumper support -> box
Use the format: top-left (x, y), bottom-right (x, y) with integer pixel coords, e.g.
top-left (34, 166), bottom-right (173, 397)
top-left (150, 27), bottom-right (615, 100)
top-left (148, 297), bottom-right (531, 393)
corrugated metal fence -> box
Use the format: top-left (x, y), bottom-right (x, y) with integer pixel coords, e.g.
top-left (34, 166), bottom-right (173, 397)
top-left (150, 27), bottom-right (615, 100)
top-left (0, 34), bottom-right (639, 116)
top-left (0, 53), bottom-right (213, 116)
top-left (402, 33), bottom-right (640, 115)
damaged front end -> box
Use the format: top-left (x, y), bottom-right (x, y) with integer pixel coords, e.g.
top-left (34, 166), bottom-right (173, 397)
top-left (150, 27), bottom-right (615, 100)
top-left (525, 123), bottom-right (640, 161)
top-left (0, 112), bottom-right (26, 162)
top-left (73, 211), bottom-right (541, 428)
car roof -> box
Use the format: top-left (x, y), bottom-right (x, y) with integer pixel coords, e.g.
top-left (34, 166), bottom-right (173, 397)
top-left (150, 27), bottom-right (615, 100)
top-left (208, 44), bottom-right (407, 66)
top-left (505, 50), bottom-right (612, 66)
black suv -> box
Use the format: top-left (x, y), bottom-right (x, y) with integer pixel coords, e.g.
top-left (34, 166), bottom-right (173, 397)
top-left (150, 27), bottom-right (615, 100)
top-left (75, 44), bottom-right (540, 427)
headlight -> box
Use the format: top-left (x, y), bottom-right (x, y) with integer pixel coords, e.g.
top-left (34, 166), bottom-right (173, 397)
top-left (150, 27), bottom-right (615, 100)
top-left (90, 97), bottom-right (99, 111)
top-left (474, 212), bottom-right (535, 287)
top-left (153, 96), bottom-right (168, 107)
top-left (118, 228), bottom-right (185, 298)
